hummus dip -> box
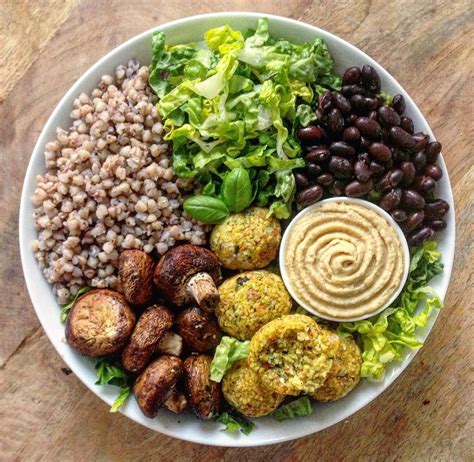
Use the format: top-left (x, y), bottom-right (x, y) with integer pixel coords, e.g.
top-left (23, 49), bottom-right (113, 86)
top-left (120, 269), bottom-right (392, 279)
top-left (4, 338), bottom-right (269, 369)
top-left (284, 201), bottom-right (405, 319)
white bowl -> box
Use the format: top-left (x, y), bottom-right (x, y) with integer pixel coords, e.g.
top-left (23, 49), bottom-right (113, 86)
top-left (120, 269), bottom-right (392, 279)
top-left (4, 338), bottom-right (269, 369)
top-left (19, 12), bottom-right (455, 447)
top-left (279, 197), bottom-right (411, 322)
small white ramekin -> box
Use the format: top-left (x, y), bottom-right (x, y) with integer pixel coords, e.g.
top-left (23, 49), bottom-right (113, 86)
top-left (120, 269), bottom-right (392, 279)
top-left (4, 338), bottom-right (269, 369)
top-left (279, 197), bottom-right (410, 322)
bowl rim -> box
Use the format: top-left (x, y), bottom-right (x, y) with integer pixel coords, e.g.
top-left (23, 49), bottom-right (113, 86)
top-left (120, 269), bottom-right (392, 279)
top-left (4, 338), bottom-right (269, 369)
top-left (18, 11), bottom-right (455, 447)
top-left (279, 197), bottom-right (411, 322)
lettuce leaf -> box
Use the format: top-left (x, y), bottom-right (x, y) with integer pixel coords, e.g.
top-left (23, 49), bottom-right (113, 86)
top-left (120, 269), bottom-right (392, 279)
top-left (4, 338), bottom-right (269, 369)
top-left (149, 17), bottom-right (340, 219)
top-left (210, 336), bottom-right (250, 382)
top-left (94, 359), bottom-right (131, 412)
top-left (95, 359), bottom-right (129, 386)
top-left (110, 386), bottom-right (131, 413)
top-left (205, 25), bottom-right (244, 54)
top-left (338, 240), bottom-right (444, 381)
top-left (216, 411), bottom-right (255, 435)
top-left (60, 286), bottom-right (91, 322)
top-left (272, 396), bottom-right (313, 421)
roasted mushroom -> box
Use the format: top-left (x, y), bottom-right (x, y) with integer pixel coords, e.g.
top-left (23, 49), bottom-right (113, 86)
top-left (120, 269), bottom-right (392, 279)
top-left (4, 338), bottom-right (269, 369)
top-left (153, 245), bottom-right (221, 311)
top-left (65, 289), bottom-right (135, 356)
top-left (133, 355), bottom-right (183, 418)
top-left (163, 388), bottom-right (188, 413)
top-left (183, 354), bottom-right (222, 420)
top-left (122, 305), bottom-right (174, 373)
top-left (119, 250), bottom-right (155, 305)
top-left (176, 307), bottom-right (222, 352)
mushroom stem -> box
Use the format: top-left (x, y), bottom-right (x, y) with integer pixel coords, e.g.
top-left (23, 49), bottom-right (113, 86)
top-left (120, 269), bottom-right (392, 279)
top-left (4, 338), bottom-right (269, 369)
top-left (186, 272), bottom-right (220, 311)
top-left (157, 332), bottom-right (183, 356)
top-left (163, 388), bottom-right (188, 414)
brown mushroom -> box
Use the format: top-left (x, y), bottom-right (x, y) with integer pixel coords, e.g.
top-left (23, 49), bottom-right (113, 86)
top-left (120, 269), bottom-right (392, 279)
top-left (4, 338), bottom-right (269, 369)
top-left (119, 250), bottom-right (155, 305)
top-left (183, 354), bottom-right (222, 420)
top-left (153, 245), bottom-right (221, 311)
top-left (133, 355), bottom-right (183, 418)
top-left (163, 388), bottom-right (188, 413)
top-left (122, 305), bottom-right (174, 373)
top-left (176, 307), bottom-right (222, 353)
top-left (65, 289), bottom-right (135, 357)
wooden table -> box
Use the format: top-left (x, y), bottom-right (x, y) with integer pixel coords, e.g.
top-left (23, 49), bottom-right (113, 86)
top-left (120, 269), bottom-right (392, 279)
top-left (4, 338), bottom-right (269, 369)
top-left (1, 1), bottom-right (472, 460)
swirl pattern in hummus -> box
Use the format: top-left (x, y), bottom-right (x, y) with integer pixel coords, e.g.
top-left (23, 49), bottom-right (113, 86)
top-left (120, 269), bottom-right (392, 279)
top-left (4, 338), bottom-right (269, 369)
top-left (284, 201), bottom-right (405, 319)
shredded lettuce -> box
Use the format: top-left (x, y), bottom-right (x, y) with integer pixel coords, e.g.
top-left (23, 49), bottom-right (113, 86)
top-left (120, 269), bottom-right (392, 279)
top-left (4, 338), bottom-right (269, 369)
top-left (272, 396), bottom-right (313, 421)
top-left (110, 386), bottom-right (131, 413)
top-left (94, 359), bottom-right (131, 412)
top-left (377, 91), bottom-right (393, 105)
top-left (95, 359), bottom-right (129, 386)
top-left (210, 336), bottom-right (250, 382)
top-left (149, 17), bottom-right (340, 219)
top-left (216, 411), bottom-right (255, 435)
top-left (60, 286), bottom-right (91, 322)
top-left (338, 240), bottom-right (444, 381)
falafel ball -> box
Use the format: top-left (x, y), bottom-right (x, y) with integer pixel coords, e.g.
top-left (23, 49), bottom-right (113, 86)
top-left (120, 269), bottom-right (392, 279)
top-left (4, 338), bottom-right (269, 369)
top-left (216, 270), bottom-right (292, 340)
top-left (222, 360), bottom-right (285, 417)
top-left (248, 314), bottom-right (334, 396)
top-left (310, 328), bottom-right (362, 401)
top-left (210, 207), bottom-right (281, 270)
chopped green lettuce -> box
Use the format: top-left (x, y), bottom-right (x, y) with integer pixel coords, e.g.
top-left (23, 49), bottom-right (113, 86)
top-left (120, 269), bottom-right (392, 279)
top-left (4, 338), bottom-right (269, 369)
top-left (338, 240), bottom-right (444, 381)
top-left (149, 17), bottom-right (340, 219)
top-left (95, 359), bottom-right (129, 386)
top-left (110, 386), bottom-right (131, 413)
top-left (60, 286), bottom-right (91, 322)
top-left (94, 359), bottom-right (131, 412)
top-left (210, 336), bottom-right (250, 382)
top-left (377, 91), bottom-right (393, 105)
top-left (272, 396), bottom-right (313, 421)
top-left (216, 411), bottom-right (255, 435)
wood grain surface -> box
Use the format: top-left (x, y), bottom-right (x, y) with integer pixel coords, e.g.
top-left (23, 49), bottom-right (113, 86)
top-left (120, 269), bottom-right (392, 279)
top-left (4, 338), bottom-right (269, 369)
top-left (0, 0), bottom-right (473, 460)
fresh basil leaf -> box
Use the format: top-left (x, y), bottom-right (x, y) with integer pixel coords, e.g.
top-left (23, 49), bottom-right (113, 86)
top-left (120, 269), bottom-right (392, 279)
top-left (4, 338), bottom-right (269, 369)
top-left (221, 167), bottom-right (253, 212)
top-left (110, 386), bottom-right (131, 413)
top-left (272, 396), bottom-right (313, 421)
top-left (216, 411), bottom-right (255, 435)
top-left (183, 195), bottom-right (229, 224)
top-left (60, 286), bottom-right (91, 322)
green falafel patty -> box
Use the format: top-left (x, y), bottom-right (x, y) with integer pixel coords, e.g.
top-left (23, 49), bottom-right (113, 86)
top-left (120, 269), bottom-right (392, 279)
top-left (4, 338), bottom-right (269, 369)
top-left (210, 207), bottom-right (281, 270)
top-left (216, 271), bottom-right (292, 340)
top-left (248, 314), bottom-right (334, 395)
top-left (222, 360), bottom-right (285, 417)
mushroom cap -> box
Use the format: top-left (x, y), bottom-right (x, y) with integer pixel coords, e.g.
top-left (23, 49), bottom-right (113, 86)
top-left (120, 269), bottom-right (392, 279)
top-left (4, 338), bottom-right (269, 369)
top-left (119, 250), bottom-right (155, 305)
top-left (65, 289), bottom-right (136, 357)
top-left (176, 307), bottom-right (222, 353)
top-left (133, 355), bottom-right (183, 418)
top-left (153, 245), bottom-right (221, 306)
top-left (121, 305), bottom-right (174, 373)
top-left (183, 354), bottom-right (222, 420)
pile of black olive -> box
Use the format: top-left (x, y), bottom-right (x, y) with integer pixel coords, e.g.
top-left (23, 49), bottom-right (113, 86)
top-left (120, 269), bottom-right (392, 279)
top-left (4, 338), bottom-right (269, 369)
top-left (294, 64), bottom-right (449, 246)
